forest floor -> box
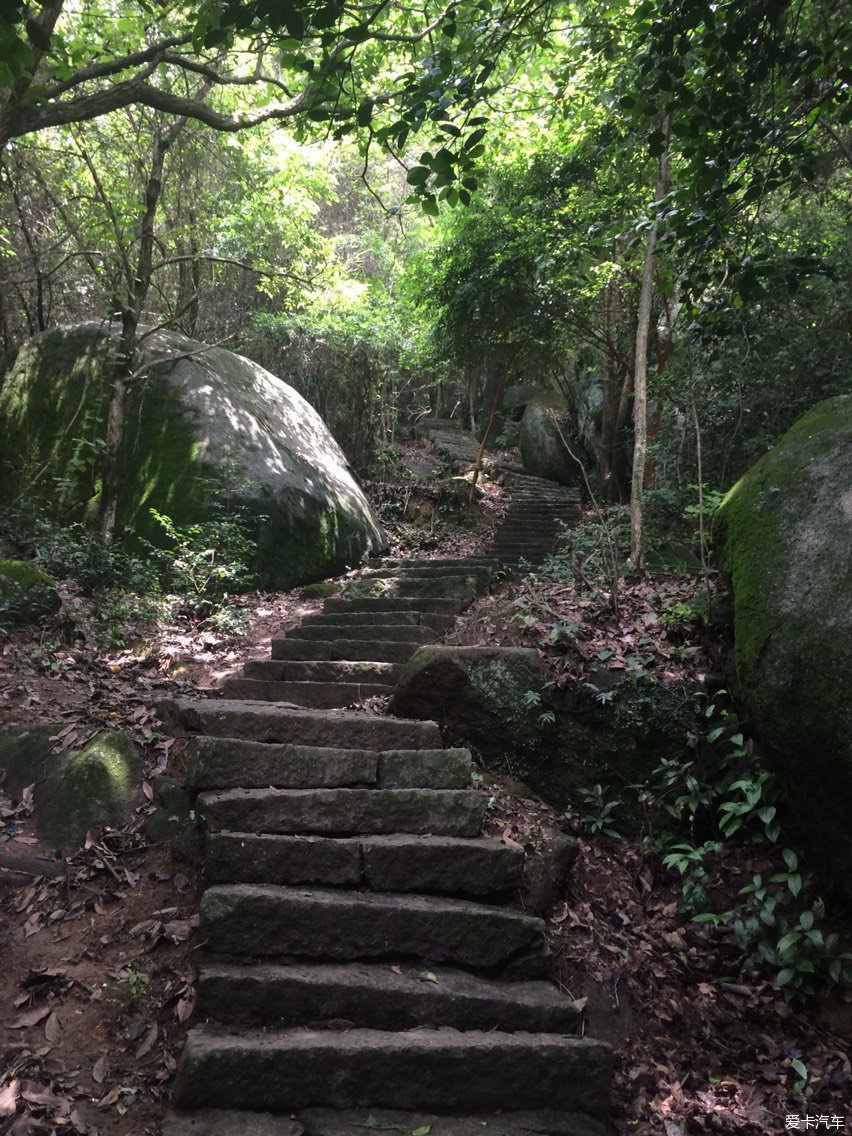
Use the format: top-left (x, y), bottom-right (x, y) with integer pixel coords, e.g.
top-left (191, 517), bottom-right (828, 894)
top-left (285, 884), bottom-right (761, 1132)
top-left (1, 451), bottom-right (850, 1135)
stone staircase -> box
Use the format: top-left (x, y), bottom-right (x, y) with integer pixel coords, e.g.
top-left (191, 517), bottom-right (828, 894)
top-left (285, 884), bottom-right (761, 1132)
top-left (417, 417), bottom-right (581, 567)
top-left (158, 557), bottom-right (612, 1136)
top-left (489, 472), bottom-right (581, 568)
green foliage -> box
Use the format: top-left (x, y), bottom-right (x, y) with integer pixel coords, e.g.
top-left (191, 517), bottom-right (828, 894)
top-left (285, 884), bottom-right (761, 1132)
top-left (577, 783), bottom-right (625, 839)
top-left (0, 503), bottom-right (156, 595)
top-left (143, 507), bottom-right (258, 611)
top-left (116, 964), bottom-right (149, 1002)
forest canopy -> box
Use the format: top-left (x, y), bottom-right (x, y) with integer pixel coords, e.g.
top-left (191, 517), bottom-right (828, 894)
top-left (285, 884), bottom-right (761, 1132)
top-left (0, 0), bottom-right (849, 554)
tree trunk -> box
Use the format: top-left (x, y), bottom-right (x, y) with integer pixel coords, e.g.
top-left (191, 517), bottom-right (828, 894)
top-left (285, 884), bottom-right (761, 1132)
top-left (97, 127), bottom-right (173, 543)
top-left (629, 116), bottom-right (670, 567)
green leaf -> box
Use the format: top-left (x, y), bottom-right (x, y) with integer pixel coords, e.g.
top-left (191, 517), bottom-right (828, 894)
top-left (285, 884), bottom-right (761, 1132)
top-left (422, 971), bottom-right (438, 982)
top-left (776, 967), bottom-right (795, 986)
top-left (412, 1127), bottom-right (432, 1135)
top-left (421, 199), bottom-right (439, 217)
top-left (799, 910), bottom-right (814, 930)
top-left (406, 166), bottom-right (430, 187)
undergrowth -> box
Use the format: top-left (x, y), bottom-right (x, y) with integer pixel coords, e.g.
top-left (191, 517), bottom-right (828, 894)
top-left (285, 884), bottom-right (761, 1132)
top-left (573, 688), bottom-right (852, 1003)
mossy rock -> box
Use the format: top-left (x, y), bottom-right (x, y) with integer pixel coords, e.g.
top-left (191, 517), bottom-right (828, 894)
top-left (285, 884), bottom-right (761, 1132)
top-left (37, 731), bottom-right (141, 851)
top-left (520, 673), bottom-right (697, 813)
top-left (0, 559), bottom-right (60, 626)
top-left (0, 324), bottom-right (386, 589)
top-left (299, 582), bottom-right (341, 599)
top-left (519, 394), bottom-right (584, 486)
top-left (389, 646), bottom-right (551, 761)
top-left (714, 394), bottom-right (852, 897)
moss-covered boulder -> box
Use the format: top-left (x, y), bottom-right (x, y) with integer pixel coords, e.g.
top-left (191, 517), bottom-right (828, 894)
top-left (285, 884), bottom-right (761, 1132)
top-left (519, 394), bottom-right (584, 485)
top-left (545, 674), bottom-right (696, 806)
top-left (714, 394), bottom-right (852, 894)
top-left (0, 324), bottom-right (386, 588)
top-left (0, 559), bottom-right (61, 625)
top-left (389, 646), bottom-right (552, 761)
top-left (36, 731), bottom-right (141, 851)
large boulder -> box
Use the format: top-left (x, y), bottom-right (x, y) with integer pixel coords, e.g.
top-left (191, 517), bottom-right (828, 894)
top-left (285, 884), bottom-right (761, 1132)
top-left (519, 394), bottom-right (584, 485)
top-left (714, 394), bottom-right (852, 895)
top-left (0, 324), bottom-right (385, 588)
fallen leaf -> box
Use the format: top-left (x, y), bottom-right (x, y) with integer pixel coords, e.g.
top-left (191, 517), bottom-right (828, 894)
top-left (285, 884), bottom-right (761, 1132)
top-left (44, 1011), bottom-right (60, 1042)
top-left (135, 1023), bottom-right (158, 1058)
top-left (20, 1080), bottom-right (65, 1107)
top-left (92, 1056), bottom-right (108, 1084)
top-left (10, 1004), bottom-right (51, 1029)
top-left (0, 1079), bottom-right (18, 1117)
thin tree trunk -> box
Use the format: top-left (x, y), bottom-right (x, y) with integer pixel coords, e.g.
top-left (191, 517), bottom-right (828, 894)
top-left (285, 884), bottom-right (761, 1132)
top-left (469, 376), bottom-right (505, 503)
top-left (629, 115), bottom-right (670, 567)
top-left (98, 124), bottom-right (177, 542)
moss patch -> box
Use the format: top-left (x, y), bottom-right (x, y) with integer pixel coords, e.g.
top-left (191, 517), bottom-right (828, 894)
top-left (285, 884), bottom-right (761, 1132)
top-left (37, 731), bottom-right (141, 851)
top-left (714, 394), bottom-right (852, 894)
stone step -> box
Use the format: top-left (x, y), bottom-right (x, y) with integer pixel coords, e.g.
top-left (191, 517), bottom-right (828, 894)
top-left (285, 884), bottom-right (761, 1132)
top-left (358, 565), bottom-right (493, 584)
top-left (162, 1111), bottom-right (301, 1136)
top-left (196, 960), bottom-right (580, 1032)
top-left (344, 577), bottom-right (478, 602)
top-left (172, 1025), bottom-right (612, 1113)
top-left (188, 738), bottom-right (471, 791)
top-left (270, 637), bottom-right (424, 664)
top-left (369, 557), bottom-right (500, 569)
top-left (199, 885), bottom-right (547, 972)
top-left (205, 833), bottom-right (520, 893)
top-left (243, 660), bottom-right (401, 685)
top-left (199, 787), bottom-right (486, 838)
top-left (219, 678), bottom-right (396, 709)
top-left (159, 699), bottom-right (442, 749)
top-left (300, 610), bottom-right (454, 631)
top-left (286, 623), bottom-right (437, 643)
top-left (323, 596), bottom-right (462, 615)
top-left (299, 1108), bottom-right (616, 1136)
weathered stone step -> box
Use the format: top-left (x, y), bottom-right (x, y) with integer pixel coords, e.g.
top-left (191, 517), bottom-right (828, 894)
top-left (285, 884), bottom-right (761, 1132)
top-left (172, 1025), bottom-right (612, 1113)
top-left (162, 1110), bottom-right (300, 1136)
top-left (200, 885), bottom-right (546, 971)
top-left (197, 960), bottom-right (580, 1032)
top-left (219, 678), bottom-right (395, 708)
top-left (344, 576), bottom-right (477, 602)
top-left (243, 659), bottom-right (400, 684)
top-left (323, 596), bottom-right (462, 615)
top-left (300, 611), bottom-right (455, 632)
top-left (270, 637), bottom-right (424, 664)
top-left (359, 565), bottom-right (493, 584)
top-left (286, 623), bottom-right (437, 643)
top-left (159, 699), bottom-right (442, 749)
top-left (369, 557), bottom-right (500, 569)
top-left (199, 788), bottom-right (486, 837)
top-left (205, 833), bottom-right (520, 893)
top-left (299, 1108), bottom-right (616, 1136)
top-left (188, 738), bottom-right (470, 791)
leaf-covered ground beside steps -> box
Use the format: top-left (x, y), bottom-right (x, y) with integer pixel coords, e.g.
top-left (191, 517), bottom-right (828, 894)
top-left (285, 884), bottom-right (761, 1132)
top-left (483, 773), bottom-right (852, 1135)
